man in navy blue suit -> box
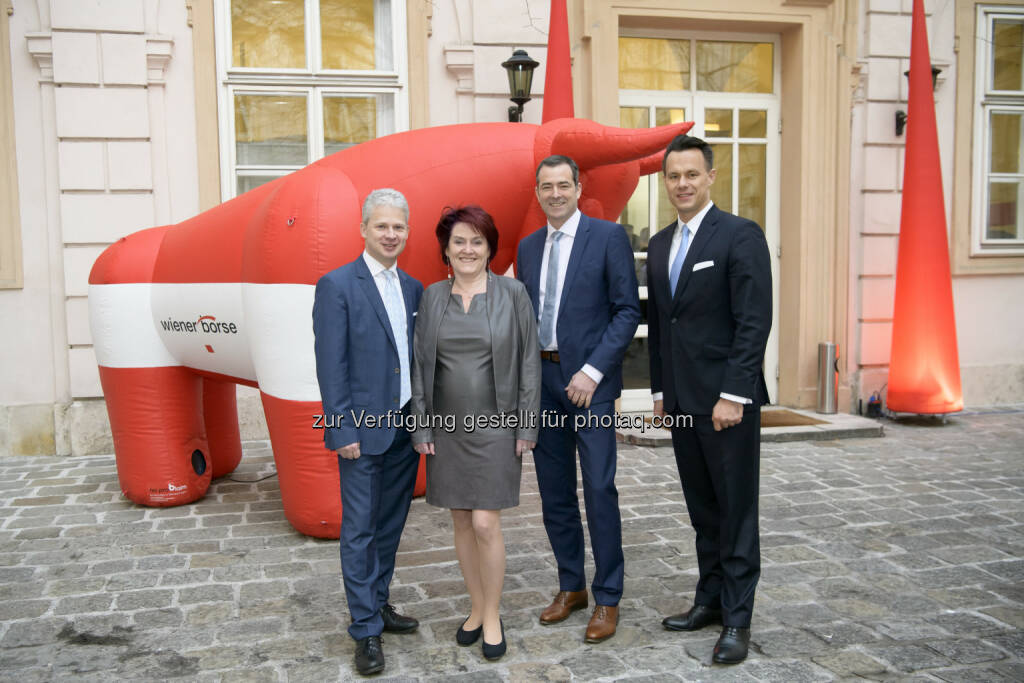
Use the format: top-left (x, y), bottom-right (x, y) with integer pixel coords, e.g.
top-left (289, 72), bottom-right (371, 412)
top-left (312, 188), bottom-right (423, 676)
top-left (517, 155), bottom-right (641, 644)
top-left (647, 135), bottom-right (772, 664)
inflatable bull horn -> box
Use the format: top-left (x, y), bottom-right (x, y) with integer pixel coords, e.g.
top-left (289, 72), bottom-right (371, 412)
top-left (89, 117), bottom-right (693, 538)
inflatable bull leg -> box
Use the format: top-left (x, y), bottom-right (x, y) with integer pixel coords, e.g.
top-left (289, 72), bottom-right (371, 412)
top-left (259, 393), bottom-right (339, 536)
top-left (90, 226), bottom-right (213, 505)
top-left (203, 377), bottom-right (243, 479)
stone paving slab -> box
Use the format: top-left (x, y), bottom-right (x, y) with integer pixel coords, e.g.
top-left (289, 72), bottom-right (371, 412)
top-left (616, 408), bottom-right (884, 446)
top-left (0, 411), bottom-right (1021, 681)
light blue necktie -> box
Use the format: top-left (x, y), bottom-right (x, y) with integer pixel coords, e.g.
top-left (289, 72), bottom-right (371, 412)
top-left (381, 270), bottom-right (411, 406)
top-left (669, 223), bottom-right (691, 296)
top-left (538, 230), bottom-right (564, 348)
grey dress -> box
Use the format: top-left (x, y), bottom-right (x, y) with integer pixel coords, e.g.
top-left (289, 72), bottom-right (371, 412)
top-left (426, 292), bottom-right (520, 510)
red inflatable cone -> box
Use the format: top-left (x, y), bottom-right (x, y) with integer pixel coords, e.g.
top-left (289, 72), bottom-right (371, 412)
top-left (887, 0), bottom-right (962, 414)
top-left (541, 0), bottom-right (574, 122)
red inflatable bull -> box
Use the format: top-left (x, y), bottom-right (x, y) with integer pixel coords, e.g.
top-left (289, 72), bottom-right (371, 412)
top-left (88, 118), bottom-right (692, 538)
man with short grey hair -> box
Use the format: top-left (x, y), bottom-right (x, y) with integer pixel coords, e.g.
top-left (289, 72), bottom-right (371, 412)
top-left (313, 188), bottom-right (423, 676)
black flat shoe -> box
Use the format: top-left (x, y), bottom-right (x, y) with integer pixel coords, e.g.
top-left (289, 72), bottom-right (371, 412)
top-left (456, 618), bottom-right (483, 646)
top-left (663, 604), bottom-right (722, 631)
top-left (712, 626), bottom-right (750, 664)
top-left (481, 619), bottom-right (506, 661)
top-left (380, 603), bottom-right (418, 633)
top-left (353, 635), bottom-right (385, 675)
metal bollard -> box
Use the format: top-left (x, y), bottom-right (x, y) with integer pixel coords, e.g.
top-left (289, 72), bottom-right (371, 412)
top-left (816, 342), bottom-right (839, 414)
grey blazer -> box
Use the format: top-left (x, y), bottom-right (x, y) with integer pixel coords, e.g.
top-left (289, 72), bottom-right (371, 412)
top-left (411, 272), bottom-right (541, 444)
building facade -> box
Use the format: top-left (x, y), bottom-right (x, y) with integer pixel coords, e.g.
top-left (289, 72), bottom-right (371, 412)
top-left (2, 0), bottom-right (1023, 456)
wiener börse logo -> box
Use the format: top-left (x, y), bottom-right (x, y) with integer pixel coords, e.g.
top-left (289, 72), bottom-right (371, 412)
top-left (160, 315), bottom-right (239, 353)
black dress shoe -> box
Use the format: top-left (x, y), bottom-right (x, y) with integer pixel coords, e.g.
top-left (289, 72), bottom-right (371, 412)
top-left (713, 626), bottom-right (751, 664)
top-left (380, 603), bottom-right (418, 633)
top-left (456, 618), bottom-right (483, 646)
top-left (662, 604), bottom-right (722, 631)
top-left (354, 635), bottom-right (385, 675)
top-left (481, 619), bottom-right (506, 661)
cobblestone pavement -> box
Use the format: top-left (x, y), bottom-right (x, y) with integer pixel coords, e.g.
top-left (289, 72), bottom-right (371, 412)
top-left (1, 410), bottom-right (1022, 682)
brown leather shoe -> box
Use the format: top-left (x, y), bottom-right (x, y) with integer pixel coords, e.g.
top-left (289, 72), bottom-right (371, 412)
top-left (539, 590), bottom-right (588, 624)
top-left (584, 604), bottom-right (619, 643)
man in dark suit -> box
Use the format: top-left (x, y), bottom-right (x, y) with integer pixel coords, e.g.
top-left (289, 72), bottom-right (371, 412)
top-left (312, 188), bottom-right (423, 676)
top-left (517, 155), bottom-right (641, 643)
top-left (647, 135), bottom-right (772, 664)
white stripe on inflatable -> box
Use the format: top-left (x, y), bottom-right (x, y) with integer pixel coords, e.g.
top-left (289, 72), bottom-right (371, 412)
top-left (150, 283), bottom-right (257, 383)
top-left (243, 283), bottom-right (320, 402)
top-left (89, 283), bottom-right (179, 368)
top-left (89, 282), bottom-right (321, 402)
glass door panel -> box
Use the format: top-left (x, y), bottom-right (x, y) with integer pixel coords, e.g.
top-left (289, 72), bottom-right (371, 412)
top-left (620, 106), bottom-right (649, 129)
top-left (622, 338), bottom-right (651, 390)
top-left (618, 38), bottom-right (690, 90)
top-left (622, 174), bottom-right (651, 255)
top-left (618, 32), bottom-right (779, 409)
top-left (739, 109), bottom-right (767, 137)
top-left (709, 143), bottom-right (733, 210)
top-left (656, 107), bottom-right (687, 126)
top-left (739, 143), bottom-right (767, 229)
top-left (704, 109), bottom-right (733, 137)
top-left (696, 41), bottom-right (773, 93)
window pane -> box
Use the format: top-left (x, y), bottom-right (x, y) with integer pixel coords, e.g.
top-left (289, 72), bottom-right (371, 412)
top-left (324, 95), bottom-right (393, 156)
top-left (620, 175), bottom-right (650, 254)
top-left (990, 112), bottom-right (1023, 174)
top-left (739, 110), bottom-right (767, 138)
top-left (987, 181), bottom-right (1022, 240)
top-left (232, 0), bottom-right (305, 69)
top-left (697, 41), bottom-right (773, 93)
top-left (992, 19), bottom-right (1024, 91)
top-left (619, 37), bottom-right (689, 91)
top-left (655, 108), bottom-right (686, 126)
top-left (705, 109), bottom-right (732, 137)
top-left (321, 0), bottom-right (392, 70)
top-left (739, 144), bottom-right (767, 229)
top-left (237, 175), bottom-right (282, 195)
top-left (710, 144), bottom-right (732, 211)
top-left (620, 106), bottom-right (649, 129)
top-left (621, 337), bottom-right (651, 390)
top-left (235, 94), bottom-right (308, 165)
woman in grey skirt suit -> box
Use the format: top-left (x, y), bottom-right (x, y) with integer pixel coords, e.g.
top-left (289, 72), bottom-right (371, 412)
top-left (411, 205), bottom-right (540, 660)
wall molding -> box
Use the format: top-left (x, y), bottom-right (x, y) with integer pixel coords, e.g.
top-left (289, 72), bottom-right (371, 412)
top-left (1, 3), bottom-right (24, 288)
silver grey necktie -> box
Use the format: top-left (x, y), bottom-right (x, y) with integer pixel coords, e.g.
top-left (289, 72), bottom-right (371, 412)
top-left (538, 230), bottom-right (565, 348)
top-left (381, 270), bottom-right (410, 406)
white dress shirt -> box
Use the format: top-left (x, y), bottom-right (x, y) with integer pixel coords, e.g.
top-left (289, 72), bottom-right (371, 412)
top-left (651, 201), bottom-right (751, 406)
top-left (362, 251), bottom-right (408, 330)
top-left (538, 209), bottom-right (603, 384)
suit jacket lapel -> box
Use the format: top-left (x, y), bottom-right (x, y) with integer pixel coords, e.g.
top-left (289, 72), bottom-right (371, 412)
top-left (355, 258), bottom-right (399, 353)
top-left (559, 214), bottom-right (590, 314)
top-left (398, 269), bottom-right (417, 353)
top-left (672, 206), bottom-right (720, 308)
top-left (652, 222), bottom-right (675, 311)
top-left (524, 232), bottom-right (545, 313)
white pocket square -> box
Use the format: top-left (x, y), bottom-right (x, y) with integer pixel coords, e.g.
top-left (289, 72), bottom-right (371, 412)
top-left (692, 260), bottom-right (714, 272)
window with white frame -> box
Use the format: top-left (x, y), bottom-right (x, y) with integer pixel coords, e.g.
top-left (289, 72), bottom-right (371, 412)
top-left (974, 6), bottom-right (1024, 254)
top-left (217, 0), bottom-right (408, 199)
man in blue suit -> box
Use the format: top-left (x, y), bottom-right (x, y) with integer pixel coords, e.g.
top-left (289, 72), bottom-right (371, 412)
top-left (313, 188), bottom-right (423, 676)
top-left (517, 155), bottom-right (641, 643)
